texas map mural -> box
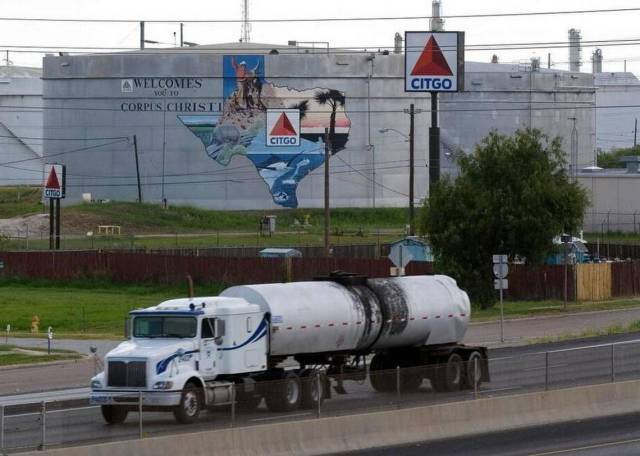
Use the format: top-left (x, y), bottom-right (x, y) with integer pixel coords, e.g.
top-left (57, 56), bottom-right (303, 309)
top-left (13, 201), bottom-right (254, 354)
top-left (179, 55), bottom-right (351, 208)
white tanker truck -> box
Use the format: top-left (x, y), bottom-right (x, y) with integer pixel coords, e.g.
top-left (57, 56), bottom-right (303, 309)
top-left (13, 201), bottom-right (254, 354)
top-left (90, 273), bottom-right (488, 424)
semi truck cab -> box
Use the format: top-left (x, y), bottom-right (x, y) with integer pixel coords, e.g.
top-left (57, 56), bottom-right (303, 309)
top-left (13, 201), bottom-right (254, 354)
top-left (90, 297), bottom-right (267, 424)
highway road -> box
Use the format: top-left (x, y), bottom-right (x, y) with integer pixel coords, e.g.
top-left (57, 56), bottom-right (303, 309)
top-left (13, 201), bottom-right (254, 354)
top-left (341, 412), bottom-right (640, 455)
top-left (3, 333), bottom-right (640, 453)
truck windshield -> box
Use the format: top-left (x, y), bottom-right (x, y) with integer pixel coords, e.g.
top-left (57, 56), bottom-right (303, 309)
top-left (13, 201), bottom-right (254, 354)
top-left (133, 316), bottom-right (197, 338)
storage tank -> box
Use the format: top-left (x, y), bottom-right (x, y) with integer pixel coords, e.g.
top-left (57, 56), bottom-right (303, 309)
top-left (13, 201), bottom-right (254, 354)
top-left (220, 275), bottom-right (470, 357)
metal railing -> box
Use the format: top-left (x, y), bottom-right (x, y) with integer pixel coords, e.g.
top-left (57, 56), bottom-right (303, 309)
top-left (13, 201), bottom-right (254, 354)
top-left (2, 338), bottom-right (640, 454)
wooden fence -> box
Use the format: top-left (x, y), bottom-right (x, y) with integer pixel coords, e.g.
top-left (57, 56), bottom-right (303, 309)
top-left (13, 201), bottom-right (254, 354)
top-left (1, 250), bottom-right (640, 301)
top-left (0, 251), bottom-right (431, 286)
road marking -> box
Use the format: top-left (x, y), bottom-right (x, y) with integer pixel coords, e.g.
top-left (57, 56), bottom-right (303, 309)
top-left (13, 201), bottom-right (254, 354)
top-left (528, 437), bottom-right (640, 455)
top-left (523, 363), bottom-right (568, 372)
top-left (250, 412), bottom-right (311, 422)
top-left (480, 386), bottom-right (521, 394)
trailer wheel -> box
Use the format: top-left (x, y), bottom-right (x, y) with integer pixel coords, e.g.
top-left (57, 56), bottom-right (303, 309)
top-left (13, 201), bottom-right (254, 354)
top-left (173, 382), bottom-right (203, 424)
top-left (369, 354), bottom-right (395, 393)
top-left (464, 351), bottom-right (483, 389)
top-left (265, 371), bottom-right (301, 412)
top-left (443, 353), bottom-right (464, 392)
top-left (300, 369), bottom-right (326, 409)
top-left (100, 405), bottom-right (128, 425)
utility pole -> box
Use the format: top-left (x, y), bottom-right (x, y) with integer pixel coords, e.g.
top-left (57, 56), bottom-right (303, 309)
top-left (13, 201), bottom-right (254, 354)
top-left (634, 118), bottom-right (637, 148)
top-left (408, 104), bottom-right (415, 236)
top-left (180, 23), bottom-right (184, 47)
top-left (133, 135), bottom-right (142, 203)
top-left (324, 128), bottom-right (331, 256)
top-left (139, 21), bottom-right (145, 50)
top-left (429, 92), bottom-right (440, 196)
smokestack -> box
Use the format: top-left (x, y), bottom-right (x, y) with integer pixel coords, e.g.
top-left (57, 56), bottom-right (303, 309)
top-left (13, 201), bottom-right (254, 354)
top-left (591, 48), bottom-right (603, 74)
top-left (430, 0), bottom-right (445, 32)
top-left (568, 28), bottom-right (582, 72)
top-left (394, 32), bottom-right (403, 54)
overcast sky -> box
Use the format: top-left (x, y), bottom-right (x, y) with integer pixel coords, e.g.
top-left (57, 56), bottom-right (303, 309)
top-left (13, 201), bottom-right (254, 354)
top-left (2, 0), bottom-right (640, 75)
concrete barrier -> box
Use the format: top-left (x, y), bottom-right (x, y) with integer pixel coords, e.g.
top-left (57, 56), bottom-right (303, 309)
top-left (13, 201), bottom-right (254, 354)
top-left (23, 379), bottom-right (640, 456)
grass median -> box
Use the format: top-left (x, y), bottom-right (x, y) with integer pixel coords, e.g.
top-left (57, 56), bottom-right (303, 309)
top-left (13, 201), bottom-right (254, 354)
top-left (0, 344), bottom-right (82, 366)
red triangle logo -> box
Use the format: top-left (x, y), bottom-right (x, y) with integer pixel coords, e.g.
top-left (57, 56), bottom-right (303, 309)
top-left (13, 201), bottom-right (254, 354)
top-left (270, 112), bottom-right (297, 136)
top-left (46, 167), bottom-right (60, 189)
top-left (410, 36), bottom-right (453, 76)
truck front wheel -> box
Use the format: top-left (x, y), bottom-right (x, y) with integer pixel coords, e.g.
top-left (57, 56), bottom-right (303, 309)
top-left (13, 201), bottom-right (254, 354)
top-left (101, 405), bottom-right (128, 425)
top-left (173, 382), bottom-right (203, 424)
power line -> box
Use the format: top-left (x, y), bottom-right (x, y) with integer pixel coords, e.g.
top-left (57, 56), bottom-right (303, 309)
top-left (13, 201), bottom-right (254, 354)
top-left (0, 7), bottom-right (638, 23)
top-left (0, 138), bottom-right (128, 166)
top-left (0, 102), bottom-right (621, 114)
top-left (5, 37), bottom-right (640, 54)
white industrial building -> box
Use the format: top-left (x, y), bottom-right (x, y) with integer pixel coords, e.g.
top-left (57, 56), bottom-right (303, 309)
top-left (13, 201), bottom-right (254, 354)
top-left (0, 65), bottom-right (43, 185)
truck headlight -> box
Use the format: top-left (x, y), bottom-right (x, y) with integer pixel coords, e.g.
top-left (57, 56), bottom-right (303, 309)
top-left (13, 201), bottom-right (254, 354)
top-left (91, 379), bottom-right (102, 389)
top-left (152, 381), bottom-right (174, 390)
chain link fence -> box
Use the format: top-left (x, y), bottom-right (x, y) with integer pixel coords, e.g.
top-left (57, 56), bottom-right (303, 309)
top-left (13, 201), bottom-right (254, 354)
top-left (2, 339), bottom-right (640, 454)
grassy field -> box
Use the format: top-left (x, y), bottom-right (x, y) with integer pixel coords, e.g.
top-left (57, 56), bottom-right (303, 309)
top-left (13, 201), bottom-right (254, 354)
top-left (0, 344), bottom-right (81, 366)
top-left (0, 186), bottom-right (43, 218)
top-left (0, 279), bottom-right (225, 338)
top-left (2, 279), bottom-right (640, 339)
top-left (1, 230), bottom-right (401, 251)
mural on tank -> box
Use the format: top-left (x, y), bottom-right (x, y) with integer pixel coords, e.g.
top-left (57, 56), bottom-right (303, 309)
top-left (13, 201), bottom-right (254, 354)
top-left (178, 55), bottom-right (351, 208)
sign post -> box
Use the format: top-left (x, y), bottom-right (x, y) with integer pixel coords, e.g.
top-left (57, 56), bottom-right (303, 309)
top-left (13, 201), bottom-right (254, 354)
top-left (43, 164), bottom-right (66, 250)
top-left (493, 254), bottom-right (509, 343)
top-left (404, 31), bottom-right (464, 194)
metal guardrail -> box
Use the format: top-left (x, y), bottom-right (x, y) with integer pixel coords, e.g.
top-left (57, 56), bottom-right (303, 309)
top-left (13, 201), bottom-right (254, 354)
top-left (2, 339), bottom-right (640, 454)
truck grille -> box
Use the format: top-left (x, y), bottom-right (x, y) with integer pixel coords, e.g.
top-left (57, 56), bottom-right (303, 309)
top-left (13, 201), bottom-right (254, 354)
top-left (107, 361), bottom-right (146, 387)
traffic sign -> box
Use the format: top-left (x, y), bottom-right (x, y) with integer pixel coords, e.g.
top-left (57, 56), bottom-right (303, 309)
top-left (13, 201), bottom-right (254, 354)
top-left (492, 254), bottom-right (508, 264)
top-left (494, 279), bottom-right (508, 290)
top-left (43, 164), bottom-right (66, 199)
top-left (493, 263), bottom-right (509, 279)
top-left (389, 244), bottom-right (414, 269)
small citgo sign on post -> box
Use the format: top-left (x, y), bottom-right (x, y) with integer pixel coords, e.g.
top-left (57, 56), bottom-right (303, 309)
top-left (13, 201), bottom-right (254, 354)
top-left (43, 164), bottom-right (66, 199)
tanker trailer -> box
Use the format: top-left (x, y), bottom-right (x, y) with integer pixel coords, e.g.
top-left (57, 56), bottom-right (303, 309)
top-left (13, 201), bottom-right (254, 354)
top-left (221, 272), bottom-right (488, 400)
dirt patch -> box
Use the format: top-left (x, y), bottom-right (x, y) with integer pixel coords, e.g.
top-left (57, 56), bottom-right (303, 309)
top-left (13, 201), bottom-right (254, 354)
top-left (0, 214), bottom-right (49, 237)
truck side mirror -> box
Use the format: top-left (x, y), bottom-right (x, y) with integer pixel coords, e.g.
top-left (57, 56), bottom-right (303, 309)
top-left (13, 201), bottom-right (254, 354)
top-left (214, 319), bottom-right (225, 339)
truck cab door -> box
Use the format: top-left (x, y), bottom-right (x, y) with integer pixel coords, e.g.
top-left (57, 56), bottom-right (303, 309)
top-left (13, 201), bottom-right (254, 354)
top-left (200, 318), bottom-right (218, 377)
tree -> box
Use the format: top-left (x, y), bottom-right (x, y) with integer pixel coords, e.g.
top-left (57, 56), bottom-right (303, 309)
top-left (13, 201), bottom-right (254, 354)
top-left (420, 129), bottom-right (589, 308)
top-left (314, 89), bottom-right (345, 153)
